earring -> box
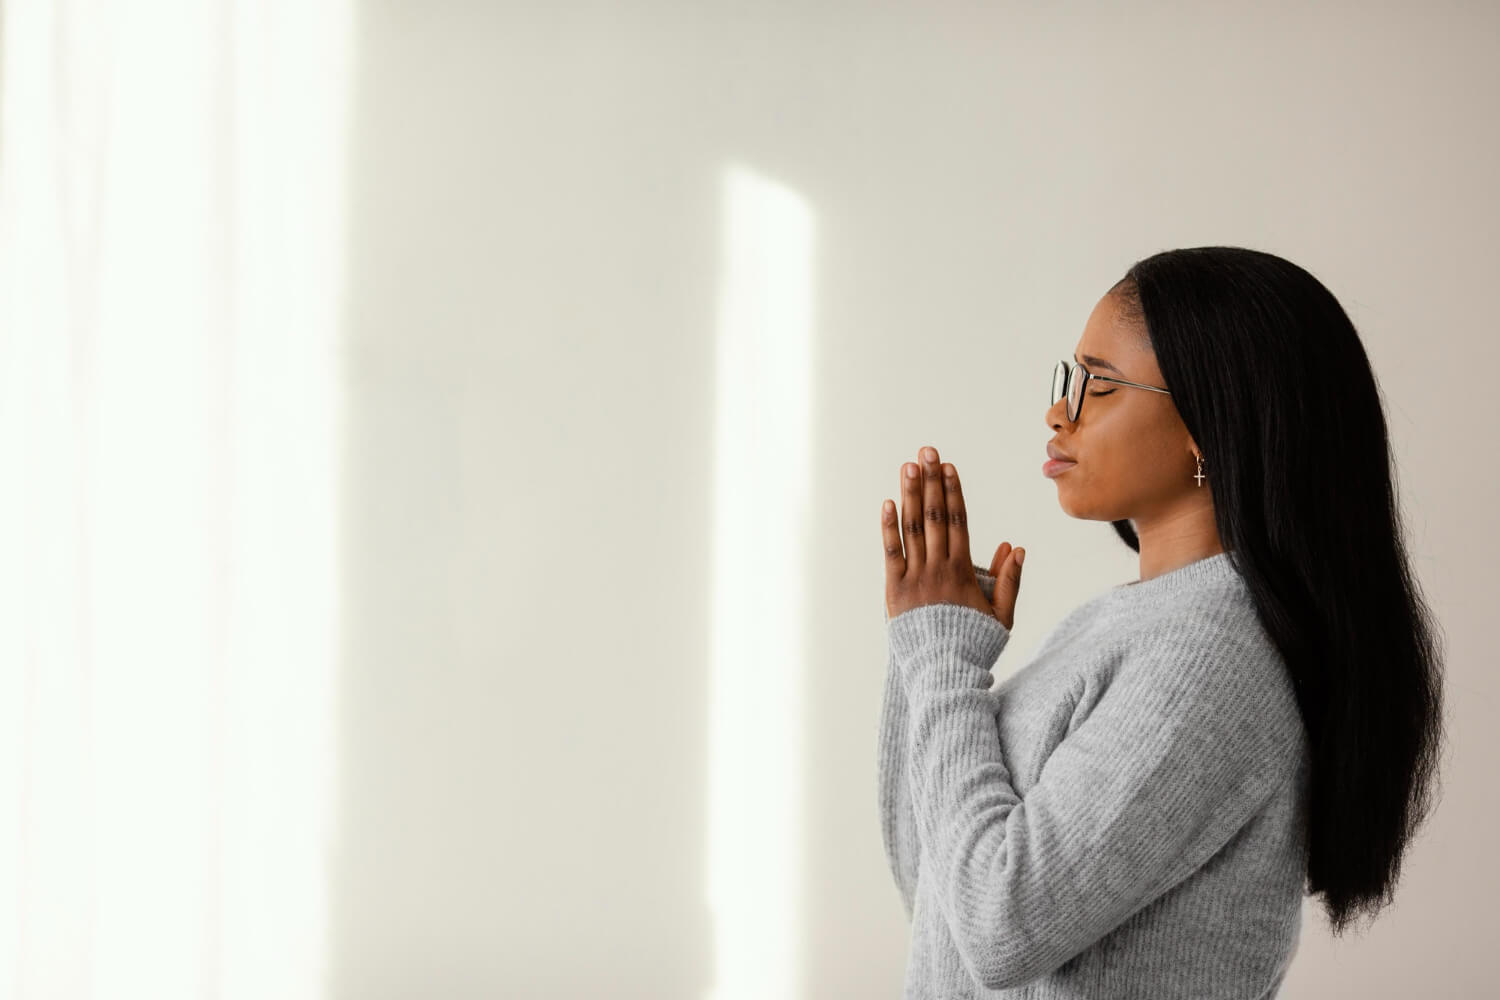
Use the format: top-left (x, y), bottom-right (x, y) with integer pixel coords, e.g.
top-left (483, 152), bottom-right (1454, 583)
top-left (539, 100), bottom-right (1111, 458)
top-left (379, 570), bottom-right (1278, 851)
top-left (1194, 454), bottom-right (1206, 487)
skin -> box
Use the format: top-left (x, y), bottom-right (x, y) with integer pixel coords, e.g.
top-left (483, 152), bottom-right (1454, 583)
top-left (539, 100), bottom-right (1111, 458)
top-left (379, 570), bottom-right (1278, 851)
top-left (882, 289), bottom-right (1224, 629)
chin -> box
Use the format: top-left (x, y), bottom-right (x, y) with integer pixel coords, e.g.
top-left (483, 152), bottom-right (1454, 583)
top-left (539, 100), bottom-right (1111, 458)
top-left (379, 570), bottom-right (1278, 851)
top-left (1054, 491), bottom-right (1085, 518)
top-left (1055, 490), bottom-right (1112, 523)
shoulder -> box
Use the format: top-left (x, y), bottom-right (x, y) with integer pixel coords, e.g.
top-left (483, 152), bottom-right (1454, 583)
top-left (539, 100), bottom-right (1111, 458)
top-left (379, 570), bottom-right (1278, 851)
top-left (1131, 577), bottom-right (1278, 663)
top-left (1120, 584), bottom-right (1307, 768)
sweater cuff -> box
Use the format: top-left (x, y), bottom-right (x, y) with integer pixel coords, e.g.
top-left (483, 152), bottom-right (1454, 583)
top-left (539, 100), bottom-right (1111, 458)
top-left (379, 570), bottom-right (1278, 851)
top-left (887, 602), bottom-right (1010, 693)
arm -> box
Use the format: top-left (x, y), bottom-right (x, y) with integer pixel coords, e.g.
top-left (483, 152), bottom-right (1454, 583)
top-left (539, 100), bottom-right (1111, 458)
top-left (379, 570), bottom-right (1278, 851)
top-left (877, 642), bottom-right (920, 920)
top-left (887, 601), bottom-right (1301, 992)
top-left (877, 565), bottom-right (998, 921)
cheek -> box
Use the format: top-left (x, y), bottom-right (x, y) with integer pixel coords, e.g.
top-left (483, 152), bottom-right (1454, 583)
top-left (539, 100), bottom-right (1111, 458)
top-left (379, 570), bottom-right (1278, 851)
top-left (1071, 455), bottom-right (1113, 498)
top-left (1062, 430), bottom-right (1138, 499)
top-left (1073, 432), bottom-right (1125, 481)
top-left (1054, 451), bottom-right (1106, 500)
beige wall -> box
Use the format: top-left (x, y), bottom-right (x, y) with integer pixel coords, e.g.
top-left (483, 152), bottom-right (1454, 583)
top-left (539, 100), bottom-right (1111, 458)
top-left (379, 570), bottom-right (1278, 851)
top-left (329, 2), bottom-right (1497, 996)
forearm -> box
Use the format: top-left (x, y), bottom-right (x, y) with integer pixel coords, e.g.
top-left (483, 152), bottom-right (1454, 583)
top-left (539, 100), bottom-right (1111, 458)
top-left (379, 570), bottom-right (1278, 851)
top-left (878, 564), bottom-right (996, 921)
top-left (877, 645), bottom-right (920, 920)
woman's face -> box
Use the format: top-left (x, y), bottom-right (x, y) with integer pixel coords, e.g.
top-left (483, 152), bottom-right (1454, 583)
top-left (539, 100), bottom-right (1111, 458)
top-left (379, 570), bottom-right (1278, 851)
top-left (1044, 292), bottom-right (1199, 523)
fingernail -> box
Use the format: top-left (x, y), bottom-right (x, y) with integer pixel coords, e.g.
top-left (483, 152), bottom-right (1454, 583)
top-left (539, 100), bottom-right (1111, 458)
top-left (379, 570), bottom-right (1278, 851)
top-left (1017, 548), bottom-right (1025, 565)
top-left (906, 464), bottom-right (918, 479)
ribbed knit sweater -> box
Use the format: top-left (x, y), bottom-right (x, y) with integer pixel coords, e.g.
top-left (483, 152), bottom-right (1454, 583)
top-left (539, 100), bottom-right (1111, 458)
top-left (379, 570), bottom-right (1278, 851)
top-left (878, 551), bottom-right (1310, 998)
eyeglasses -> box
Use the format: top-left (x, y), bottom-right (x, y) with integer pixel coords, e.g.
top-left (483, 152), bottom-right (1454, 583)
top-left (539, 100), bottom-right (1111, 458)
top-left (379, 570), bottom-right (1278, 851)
top-left (1051, 359), bottom-right (1171, 423)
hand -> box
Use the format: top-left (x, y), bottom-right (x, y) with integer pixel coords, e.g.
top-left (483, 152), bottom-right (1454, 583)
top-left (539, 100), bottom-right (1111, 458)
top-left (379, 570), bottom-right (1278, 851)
top-left (882, 445), bottom-right (1026, 630)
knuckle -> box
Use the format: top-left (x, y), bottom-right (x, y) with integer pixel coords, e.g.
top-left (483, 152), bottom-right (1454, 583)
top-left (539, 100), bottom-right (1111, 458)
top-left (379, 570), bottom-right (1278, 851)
top-left (884, 541), bottom-right (903, 558)
top-left (905, 517), bottom-right (924, 536)
top-left (948, 509), bottom-right (967, 528)
top-left (924, 506), bottom-right (944, 523)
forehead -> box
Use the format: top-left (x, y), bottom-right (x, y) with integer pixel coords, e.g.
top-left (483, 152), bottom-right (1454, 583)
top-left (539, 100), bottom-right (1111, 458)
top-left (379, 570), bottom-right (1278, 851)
top-left (1075, 293), bottom-right (1157, 379)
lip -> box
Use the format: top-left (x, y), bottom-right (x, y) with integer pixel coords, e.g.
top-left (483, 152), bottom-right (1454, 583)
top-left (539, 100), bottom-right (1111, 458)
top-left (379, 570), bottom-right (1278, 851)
top-left (1042, 458), bottom-right (1077, 478)
top-left (1045, 442), bottom-right (1075, 462)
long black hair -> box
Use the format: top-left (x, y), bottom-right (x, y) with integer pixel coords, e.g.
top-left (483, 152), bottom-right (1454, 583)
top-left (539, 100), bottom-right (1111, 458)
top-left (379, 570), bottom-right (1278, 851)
top-left (1107, 246), bottom-right (1446, 936)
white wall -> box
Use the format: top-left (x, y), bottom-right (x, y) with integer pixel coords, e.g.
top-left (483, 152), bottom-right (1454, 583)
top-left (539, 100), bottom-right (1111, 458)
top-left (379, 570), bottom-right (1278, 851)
top-left (328, 3), bottom-right (1497, 996)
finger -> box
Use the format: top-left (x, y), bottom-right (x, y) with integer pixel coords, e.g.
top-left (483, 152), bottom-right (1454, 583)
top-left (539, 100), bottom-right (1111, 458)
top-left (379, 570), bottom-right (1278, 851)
top-left (900, 460), bottom-right (925, 574)
top-left (881, 499), bottom-right (904, 575)
top-left (1005, 546), bottom-right (1026, 595)
top-left (942, 463), bottom-right (971, 566)
top-left (920, 446), bottom-right (947, 561)
top-left (988, 541), bottom-right (1012, 578)
top-left (993, 544), bottom-right (1023, 631)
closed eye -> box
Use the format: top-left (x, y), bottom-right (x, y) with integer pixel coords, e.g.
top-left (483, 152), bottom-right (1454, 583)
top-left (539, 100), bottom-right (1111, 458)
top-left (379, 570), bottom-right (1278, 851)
top-left (1089, 389), bottom-right (1117, 396)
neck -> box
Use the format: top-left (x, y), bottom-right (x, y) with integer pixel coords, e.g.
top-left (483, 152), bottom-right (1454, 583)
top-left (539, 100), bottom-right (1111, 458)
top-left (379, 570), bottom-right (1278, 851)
top-left (1129, 501), bottom-right (1223, 584)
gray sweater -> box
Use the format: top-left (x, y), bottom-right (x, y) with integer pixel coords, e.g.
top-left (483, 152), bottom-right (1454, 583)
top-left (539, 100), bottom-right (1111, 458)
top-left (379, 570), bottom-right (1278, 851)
top-left (878, 551), bottom-right (1309, 998)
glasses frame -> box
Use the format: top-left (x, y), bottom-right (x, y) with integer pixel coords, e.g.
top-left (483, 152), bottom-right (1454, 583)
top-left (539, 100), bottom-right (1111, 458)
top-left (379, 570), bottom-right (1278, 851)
top-left (1052, 359), bottom-right (1171, 423)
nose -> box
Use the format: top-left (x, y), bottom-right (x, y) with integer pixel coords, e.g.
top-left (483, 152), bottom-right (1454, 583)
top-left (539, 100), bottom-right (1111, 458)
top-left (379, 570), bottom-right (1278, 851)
top-left (1045, 395), bottom-right (1068, 430)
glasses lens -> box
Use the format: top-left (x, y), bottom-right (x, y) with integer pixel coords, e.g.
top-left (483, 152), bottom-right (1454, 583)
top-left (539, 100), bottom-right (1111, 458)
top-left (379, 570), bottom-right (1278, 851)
top-left (1067, 363), bottom-right (1085, 421)
top-left (1052, 361), bottom-right (1068, 407)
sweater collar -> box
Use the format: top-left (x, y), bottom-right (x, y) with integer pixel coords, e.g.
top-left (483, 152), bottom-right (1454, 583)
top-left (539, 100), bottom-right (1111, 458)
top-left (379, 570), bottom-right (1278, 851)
top-left (1104, 550), bottom-right (1245, 603)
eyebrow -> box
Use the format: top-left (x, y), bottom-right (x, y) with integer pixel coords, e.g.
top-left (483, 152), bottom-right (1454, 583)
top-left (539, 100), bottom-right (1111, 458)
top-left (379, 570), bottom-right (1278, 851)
top-left (1074, 352), bottom-right (1124, 376)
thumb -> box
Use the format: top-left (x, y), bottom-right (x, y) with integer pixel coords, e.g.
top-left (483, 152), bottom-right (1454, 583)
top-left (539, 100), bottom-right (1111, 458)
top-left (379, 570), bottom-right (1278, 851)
top-left (987, 543), bottom-right (1024, 631)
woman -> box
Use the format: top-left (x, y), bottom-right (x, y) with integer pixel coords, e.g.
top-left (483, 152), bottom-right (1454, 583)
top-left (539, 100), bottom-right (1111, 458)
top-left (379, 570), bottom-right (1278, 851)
top-left (877, 246), bottom-right (1445, 998)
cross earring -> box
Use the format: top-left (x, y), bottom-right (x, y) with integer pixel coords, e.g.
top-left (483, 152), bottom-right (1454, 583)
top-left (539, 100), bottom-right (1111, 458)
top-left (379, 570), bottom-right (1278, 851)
top-left (1194, 454), bottom-right (1205, 487)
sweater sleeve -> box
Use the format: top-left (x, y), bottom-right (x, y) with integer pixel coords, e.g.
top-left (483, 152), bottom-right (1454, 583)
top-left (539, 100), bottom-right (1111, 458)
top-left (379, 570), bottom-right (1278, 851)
top-left (877, 567), bottom-right (998, 923)
top-left (886, 600), bottom-right (1301, 992)
top-left (877, 642), bottom-right (920, 921)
